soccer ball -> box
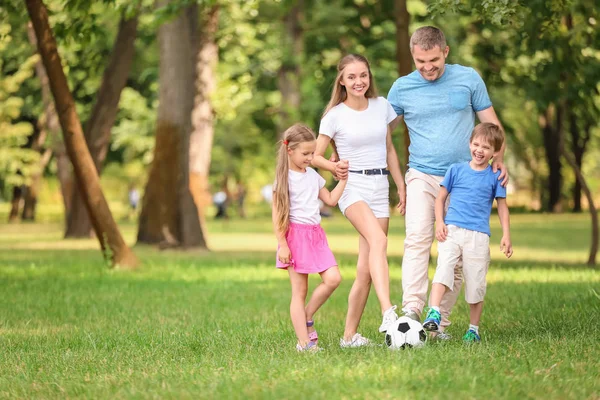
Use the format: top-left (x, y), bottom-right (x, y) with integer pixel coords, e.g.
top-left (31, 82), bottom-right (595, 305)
top-left (385, 316), bottom-right (427, 349)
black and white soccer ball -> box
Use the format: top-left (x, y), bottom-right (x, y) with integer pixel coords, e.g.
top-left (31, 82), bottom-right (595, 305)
top-left (385, 316), bottom-right (427, 349)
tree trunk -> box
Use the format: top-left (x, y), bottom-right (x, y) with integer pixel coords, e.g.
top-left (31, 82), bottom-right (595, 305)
top-left (8, 186), bottom-right (23, 223)
top-left (27, 21), bottom-right (72, 226)
top-left (137, 1), bottom-right (206, 249)
top-left (65, 14), bottom-right (139, 238)
top-left (25, 0), bottom-right (138, 268)
top-left (540, 105), bottom-right (562, 212)
top-left (559, 109), bottom-right (597, 266)
top-left (277, 0), bottom-right (303, 132)
top-left (22, 148), bottom-right (52, 221)
top-left (190, 5), bottom-right (219, 241)
top-left (568, 111), bottom-right (590, 213)
top-left (394, 0), bottom-right (411, 166)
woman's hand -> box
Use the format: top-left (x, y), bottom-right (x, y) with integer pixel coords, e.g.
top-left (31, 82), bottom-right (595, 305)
top-left (334, 160), bottom-right (349, 180)
top-left (396, 184), bottom-right (406, 216)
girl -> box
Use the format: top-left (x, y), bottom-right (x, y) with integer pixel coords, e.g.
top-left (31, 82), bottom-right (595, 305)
top-left (272, 123), bottom-right (348, 352)
top-left (312, 54), bottom-right (406, 347)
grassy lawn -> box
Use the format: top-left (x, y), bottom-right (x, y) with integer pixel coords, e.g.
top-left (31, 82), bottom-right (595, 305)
top-left (0, 213), bottom-right (598, 399)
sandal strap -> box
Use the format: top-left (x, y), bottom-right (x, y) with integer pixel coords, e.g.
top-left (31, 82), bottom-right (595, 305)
top-left (306, 320), bottom-right (314, 327)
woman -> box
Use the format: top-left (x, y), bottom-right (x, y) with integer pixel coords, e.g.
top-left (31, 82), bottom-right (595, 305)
top-left (312, 54), bottom-right (406, 347)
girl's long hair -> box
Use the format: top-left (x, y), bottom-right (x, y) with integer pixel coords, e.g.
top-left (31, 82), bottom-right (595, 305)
top-left (273, 124), bottom-right (317, 234)
top-left (322, 54), bottom-right (378, 118)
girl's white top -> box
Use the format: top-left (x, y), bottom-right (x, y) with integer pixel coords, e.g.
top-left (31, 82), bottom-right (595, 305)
top-left (285, 167), bottom-right (326, 225)
top-left (319, 97), bottom-right (397, 170)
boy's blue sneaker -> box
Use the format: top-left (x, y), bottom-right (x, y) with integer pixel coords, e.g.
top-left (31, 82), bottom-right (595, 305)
top-left (462, 329), bottom-right (481, 343)
top-left (422, 308), bottom-right (441, 332)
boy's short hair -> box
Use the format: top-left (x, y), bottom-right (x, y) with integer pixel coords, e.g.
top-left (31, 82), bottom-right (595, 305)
top-left (470, 123), bottom-right (504, 152)
top-left (410, 26), bottom-right (447, 51)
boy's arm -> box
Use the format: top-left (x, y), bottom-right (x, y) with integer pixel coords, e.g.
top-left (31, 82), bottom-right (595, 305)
top-left (435, 186), bottom-right (449, 242)
top-left (496, 197), bottom-right (513, 258)
top-left (386, 125), bottom-right (406, 216)
top-left (319, 178), bottom-right (347, 207)
top-left (271, 196), bottom-right (291, 263)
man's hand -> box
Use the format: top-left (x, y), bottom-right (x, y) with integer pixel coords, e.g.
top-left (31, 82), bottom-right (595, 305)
top-left (396, 184), bottom-right (406, 216)
top-left (435, 222), bottom-right (448, 242)
top-left (492, 159), bottom-right (509, 187)
top-left (278, 244), bottom-right (291, 264)
top-left (500, 235), bottom-right (513, 258)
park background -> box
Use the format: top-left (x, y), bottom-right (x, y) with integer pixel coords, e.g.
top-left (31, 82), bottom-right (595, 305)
top-left (1, 0), bottom-right (599, 398)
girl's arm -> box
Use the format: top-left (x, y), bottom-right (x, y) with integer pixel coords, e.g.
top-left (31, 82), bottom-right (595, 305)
top-left (271, 196), bottom-right (290, 264)
top-left (496, 198), bottom-right (513, 258)
top-left (386, 125), bottom-right (406, 216)
top-left (435, 187), bottom-right (449, 242)
top-left (318, 178), bottom-right (347, 207)
top-left (312, 134), bottom-right (348, 180)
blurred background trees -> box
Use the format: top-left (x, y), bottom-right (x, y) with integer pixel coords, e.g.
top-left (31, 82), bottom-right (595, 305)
top-left (1, 0), bottom-right (598, 261)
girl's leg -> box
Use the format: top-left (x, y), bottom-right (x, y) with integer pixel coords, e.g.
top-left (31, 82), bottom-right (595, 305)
top-left (288, 269), bottom-right (310, 347)
top-left (343, 217), bottom-right (388, 341)
top-left (343, 234), bottom-right (371, 341)
top-left (469, 301), bottom-right (483, 326)
top-left (305, 266), bottom-right (342, 325)
top-left (345, 202), bottom-right (392, 313)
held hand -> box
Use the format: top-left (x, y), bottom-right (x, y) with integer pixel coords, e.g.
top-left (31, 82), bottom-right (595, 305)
top-left (396, 184), bottom-right (406, 216)
top-left (278, 244), bottom-right (291, 265)
top-left (436, 222), bottom-right (448, 242)
top-left (492, 160), bottom-right (509, 187)
top-left (500, 236), bottom-right (513, 258)
top-left (335, 160), bottom-right (349, 180)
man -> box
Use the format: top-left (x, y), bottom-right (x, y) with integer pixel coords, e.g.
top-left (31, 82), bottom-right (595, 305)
top-left (387, 26), bottom-right (508, 338)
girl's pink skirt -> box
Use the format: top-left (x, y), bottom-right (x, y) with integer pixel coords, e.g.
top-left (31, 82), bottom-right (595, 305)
top-left (276, 222), bottom-right (337, 274)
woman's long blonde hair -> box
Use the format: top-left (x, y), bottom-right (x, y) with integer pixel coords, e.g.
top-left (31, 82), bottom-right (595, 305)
top-left (273, 124), bottom-right (317, 234)
top-left (322, 54), bottom-right (378, 118)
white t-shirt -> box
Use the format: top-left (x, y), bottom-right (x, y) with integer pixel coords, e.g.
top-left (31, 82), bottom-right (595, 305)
top-left (284, 167), bottom-right (326, 225)
top-left (319, 97), bottom-right (397, 171)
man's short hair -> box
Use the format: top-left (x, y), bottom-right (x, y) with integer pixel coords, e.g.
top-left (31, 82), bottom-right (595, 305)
top-left (410, 26), bottom-right (447, 51)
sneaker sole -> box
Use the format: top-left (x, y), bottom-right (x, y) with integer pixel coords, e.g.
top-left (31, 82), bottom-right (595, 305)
top-left (422, 320), bottom-right (440, 332)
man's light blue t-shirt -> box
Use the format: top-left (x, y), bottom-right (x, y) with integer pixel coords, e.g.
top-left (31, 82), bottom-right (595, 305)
top-left (441, 162), bottom-right (506, 236)
top-left (387, 64), bottom-right (492, 176)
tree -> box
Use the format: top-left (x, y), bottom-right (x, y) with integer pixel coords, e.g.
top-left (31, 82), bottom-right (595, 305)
top-left (137, 0), bottom-right (206, 249)
top-left (25, 0), bottom-right (138, 268)
top-left (65, 12), bottom-right (139, 238)
top-left (394, 0), bottom-right (411, 165)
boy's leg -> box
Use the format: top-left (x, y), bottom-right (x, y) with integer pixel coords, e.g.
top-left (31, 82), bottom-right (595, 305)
top-left (288, 269), bottom-right (310, 347)
top-left (424, 228), bottom-right (462, 331)
top-left (305, 266), bottom-right (342, 323)
top-left (401, 170), bottom-right (443, 317)
top-left (461, 229), bottom-right (490, 342)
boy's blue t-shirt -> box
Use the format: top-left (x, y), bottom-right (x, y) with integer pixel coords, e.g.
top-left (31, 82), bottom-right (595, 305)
top-left (441, 162), bottom-right (506, 236)
top-left (387, 64), bottom-right (492, 176)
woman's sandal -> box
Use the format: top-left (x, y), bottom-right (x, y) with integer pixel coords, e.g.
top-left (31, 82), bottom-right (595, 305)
top-left (307, 320), bottom-right (318, 345)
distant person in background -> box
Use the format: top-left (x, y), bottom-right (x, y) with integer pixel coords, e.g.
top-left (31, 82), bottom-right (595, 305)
top-left (213, 191), bottom-right (228, 219)
top-left (128, 185), bottom-right (140, 220)
top-left (236, 183), bottom-right (247, 218)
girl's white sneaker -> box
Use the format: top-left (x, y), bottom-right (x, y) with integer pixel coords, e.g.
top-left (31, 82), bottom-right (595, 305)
top-left (339, 333), bottom-right (372, 348)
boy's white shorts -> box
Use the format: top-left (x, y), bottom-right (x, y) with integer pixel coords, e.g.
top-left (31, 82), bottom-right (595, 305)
top-left (433, 225), bottom-right (491, 304)
top-left (338, 172), bottom-right (390, 218)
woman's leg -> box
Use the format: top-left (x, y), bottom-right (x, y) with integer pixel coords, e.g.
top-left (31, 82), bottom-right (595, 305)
top-left (342, 217), bottom-right (389, 340)
top-left (345, 202), bottom-right (392, 313)
top-left (288, 269), bottom-right (310, 346)
top-left (305, 266), bottom-right (342, 324)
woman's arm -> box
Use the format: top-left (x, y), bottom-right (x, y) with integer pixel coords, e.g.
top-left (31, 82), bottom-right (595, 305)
top-left (386, 125), bottom-right (406, 215)
top-left (312, 134), bottom-right (348, 180)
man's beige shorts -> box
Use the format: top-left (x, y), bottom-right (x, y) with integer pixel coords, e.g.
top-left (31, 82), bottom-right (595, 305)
top-left (433, 225), bottom-right (491, 304)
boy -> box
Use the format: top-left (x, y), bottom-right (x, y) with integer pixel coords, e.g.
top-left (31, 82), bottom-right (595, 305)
top-left (422, 122), bottom-right (513, 343)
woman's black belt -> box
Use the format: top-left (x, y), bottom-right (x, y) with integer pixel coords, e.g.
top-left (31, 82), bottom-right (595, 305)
top-left (348, 168), bottom-right (390, 175)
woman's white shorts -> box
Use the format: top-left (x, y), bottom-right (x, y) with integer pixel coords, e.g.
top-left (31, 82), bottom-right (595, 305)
top-left (338, 172), bottom-right (390, 218)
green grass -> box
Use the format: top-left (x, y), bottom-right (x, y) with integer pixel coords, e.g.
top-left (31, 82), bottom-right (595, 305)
top-left (0, 214), bottom-right (598, 399)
